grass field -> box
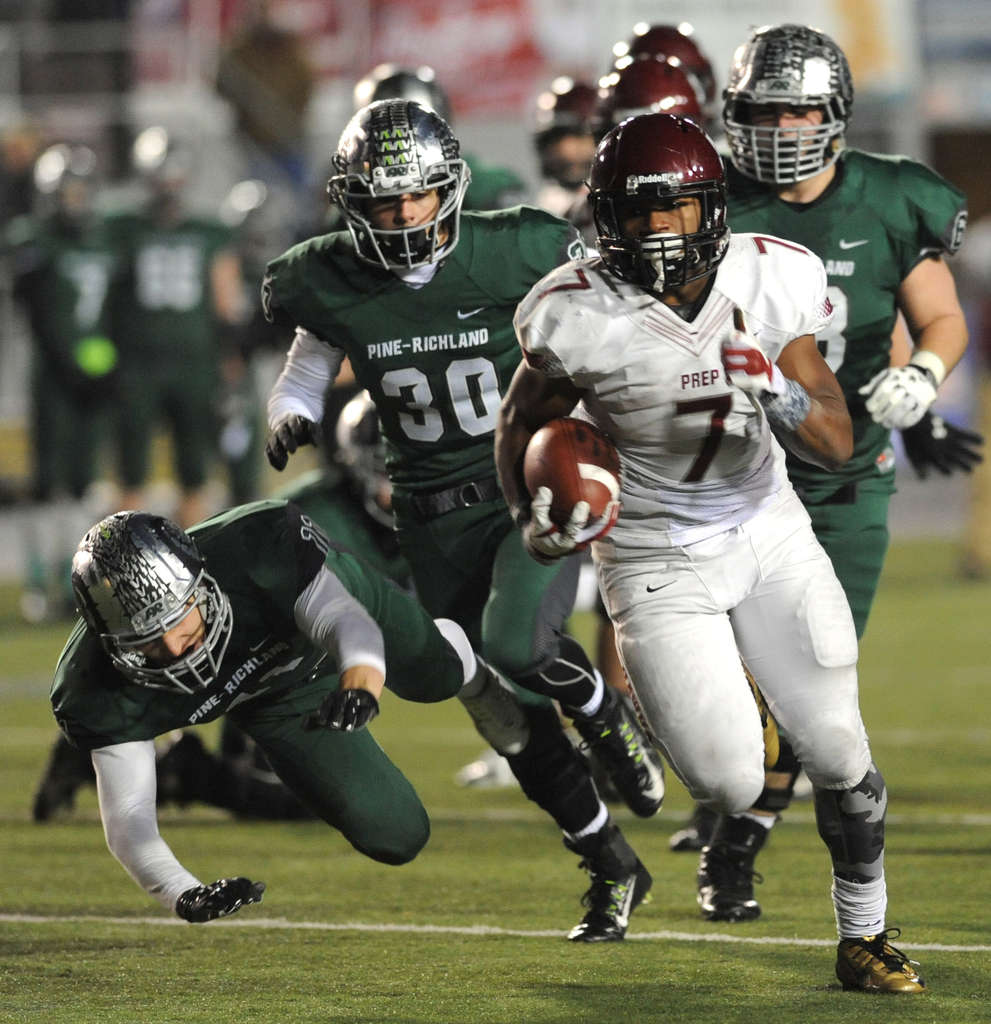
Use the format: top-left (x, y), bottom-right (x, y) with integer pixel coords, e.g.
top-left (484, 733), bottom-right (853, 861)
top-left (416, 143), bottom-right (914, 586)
top-left (1, 539), bottom-right (989, 1023)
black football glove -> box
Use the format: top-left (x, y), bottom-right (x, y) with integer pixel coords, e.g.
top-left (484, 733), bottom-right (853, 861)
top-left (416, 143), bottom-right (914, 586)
top-left (900, 411), bottom-right (984, 479)
top-left (265, 414), bottom-right (318, 470)
top-left (175, 877), bottom-right (266, 923)
top-left (303, 689), bottom-right (380, 732)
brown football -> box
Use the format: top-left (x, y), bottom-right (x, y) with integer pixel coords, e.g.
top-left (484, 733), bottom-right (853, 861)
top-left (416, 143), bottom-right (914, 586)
top-left (523, 417), bottom-right (621, 527)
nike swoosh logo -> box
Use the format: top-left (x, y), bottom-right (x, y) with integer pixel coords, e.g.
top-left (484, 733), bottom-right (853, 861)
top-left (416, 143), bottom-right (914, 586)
top-left (838, 239), bottom-right (869, 250)
top-left (249, 634), bottom-right (272, 652)
top-left (613, 879), bottom-right (638, 929)
top-left (456, 307), bottom-right (485, 319)
top-left (646, 582), bottom-right (673, 593)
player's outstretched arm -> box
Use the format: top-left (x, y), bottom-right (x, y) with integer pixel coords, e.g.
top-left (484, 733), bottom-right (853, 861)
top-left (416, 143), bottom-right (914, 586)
top-left (92, 740), bottom-right (265, 919)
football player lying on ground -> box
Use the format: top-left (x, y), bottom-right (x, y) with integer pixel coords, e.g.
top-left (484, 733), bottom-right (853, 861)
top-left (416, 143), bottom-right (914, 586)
top-left (495, 112), bottom-right (925, 993)
top-left (50, 501), bottom-right (527, 922)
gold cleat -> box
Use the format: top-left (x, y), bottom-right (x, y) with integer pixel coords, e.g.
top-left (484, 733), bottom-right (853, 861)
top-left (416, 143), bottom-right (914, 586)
top-left (836, 929), bottom-right (926, 994)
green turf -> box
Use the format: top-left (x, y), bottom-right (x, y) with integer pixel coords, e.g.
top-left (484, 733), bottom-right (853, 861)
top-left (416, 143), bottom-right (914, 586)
top-left (1, 540), bottom-right (989, 1023)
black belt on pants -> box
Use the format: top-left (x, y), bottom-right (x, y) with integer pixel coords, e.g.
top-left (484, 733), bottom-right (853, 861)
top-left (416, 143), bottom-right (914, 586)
top-left (406, 476), bottom-right (501, 520)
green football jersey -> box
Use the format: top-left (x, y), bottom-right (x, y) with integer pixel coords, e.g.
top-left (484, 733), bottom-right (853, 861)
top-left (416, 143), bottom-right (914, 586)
top-left (273, 467), bottom-right (410, 586)
top-left (263, 206), bottom-right (584, 494)
top-left (6, 214), bottom-right (118, 368)
top-left (106, 210), bottom-right (234, 360)
top-left (50, 500), bottom-right (397, 750)
top-left (727, 149), bottom-right (967, 498)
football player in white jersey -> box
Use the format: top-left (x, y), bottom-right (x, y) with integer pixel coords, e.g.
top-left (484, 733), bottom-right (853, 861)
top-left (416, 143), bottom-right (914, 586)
top-left (495, 113), bottom-right (925, 994)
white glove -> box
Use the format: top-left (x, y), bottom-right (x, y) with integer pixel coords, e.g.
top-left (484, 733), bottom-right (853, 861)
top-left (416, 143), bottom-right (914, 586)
top-left (523, 486), bottom-right (619, 563)
top-left (720, 308), bottom-right (788, 397)
top-left (858, 361), bottom-right (939, 430)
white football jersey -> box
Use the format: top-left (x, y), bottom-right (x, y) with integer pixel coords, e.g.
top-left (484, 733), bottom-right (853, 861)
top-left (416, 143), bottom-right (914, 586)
top-left (514, 232), bottom-right (833, 548)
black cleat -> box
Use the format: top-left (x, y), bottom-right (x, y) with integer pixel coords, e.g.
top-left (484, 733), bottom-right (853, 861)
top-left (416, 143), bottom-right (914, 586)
top-left (669, 802), bottom-right (719, 852)
top-left (573, 688), bottom-right (665, 818)
top-left (565, 823), bottom-right (652, 942)
top-left (696, 814), bottom-right (768, 922)
top-left (32, 734), bottom-right (96, 822)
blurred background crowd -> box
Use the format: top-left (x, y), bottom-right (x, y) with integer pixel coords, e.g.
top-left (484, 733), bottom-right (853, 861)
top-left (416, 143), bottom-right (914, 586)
top-left (0, 0), bottom-right (989, 622)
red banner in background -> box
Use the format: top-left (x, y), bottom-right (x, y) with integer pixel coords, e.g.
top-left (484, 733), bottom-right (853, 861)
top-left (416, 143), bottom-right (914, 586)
top-left (367, 0), bottom-right (543, 117)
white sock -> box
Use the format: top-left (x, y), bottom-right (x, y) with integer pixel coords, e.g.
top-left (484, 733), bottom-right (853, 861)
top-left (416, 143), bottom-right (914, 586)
top-left (740, 811), bottom-right (776, 831)
top-left (573, 671), bottom-right (605, 719)
top-left (833, 874), bottom-right (887, 939)
top-left (563, 801), bottom-right (609, 842)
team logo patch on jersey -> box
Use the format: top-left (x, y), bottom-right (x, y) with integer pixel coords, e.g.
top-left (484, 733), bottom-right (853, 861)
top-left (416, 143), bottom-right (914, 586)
top-left (567, 236), bottom-right (587, 261)
top-left (948, 210), bottom-right (968, 254)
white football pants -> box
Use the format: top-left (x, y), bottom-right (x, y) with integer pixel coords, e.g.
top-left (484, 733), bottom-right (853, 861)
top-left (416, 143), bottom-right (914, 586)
top-left (596, 488), bottom-right (871, 814)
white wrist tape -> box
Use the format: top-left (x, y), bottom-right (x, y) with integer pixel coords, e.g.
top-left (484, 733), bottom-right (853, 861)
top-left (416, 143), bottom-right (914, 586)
top-left (908, 350), bottom-right (946, 387)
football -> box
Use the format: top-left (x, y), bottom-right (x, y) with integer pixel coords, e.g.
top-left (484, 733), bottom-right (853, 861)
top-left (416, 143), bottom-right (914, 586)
top-left (523, 417), bottom-right (621, 528)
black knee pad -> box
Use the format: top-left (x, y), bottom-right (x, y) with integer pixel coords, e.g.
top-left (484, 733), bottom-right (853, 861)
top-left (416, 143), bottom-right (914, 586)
top-left (516, 632), bottom-right (599, 711)
top-left (752, 735), bottom-right (803, 814)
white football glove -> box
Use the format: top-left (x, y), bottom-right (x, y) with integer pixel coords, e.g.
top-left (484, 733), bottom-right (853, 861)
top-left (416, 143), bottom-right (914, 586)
top-left (858, 363), bottom-right (938, 430)
top-left (720, 308), bottom-right (788, 397)
top-left (523, 486), bottom-right (619, 563)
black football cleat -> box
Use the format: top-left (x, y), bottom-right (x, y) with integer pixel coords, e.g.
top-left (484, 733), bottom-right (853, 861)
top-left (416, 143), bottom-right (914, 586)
top-left (573, 688), bottom-right (665, 818)
top-left (696, 814), bottom-right (768, 922)
top-left (32, 734), bottom-right (96, 822)
top-left (565, 823), bottom-right (652, 942)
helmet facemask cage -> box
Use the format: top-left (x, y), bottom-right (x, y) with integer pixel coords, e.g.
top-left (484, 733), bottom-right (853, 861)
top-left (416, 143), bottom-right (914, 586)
top-left (723, 24), bottom-right (853, 184)
top-left (328, 100), bottom-right (471, 270)
top-left (71, 513), bottom-right (233, 694)
top-left (592, 182), bottom-right (728, 293)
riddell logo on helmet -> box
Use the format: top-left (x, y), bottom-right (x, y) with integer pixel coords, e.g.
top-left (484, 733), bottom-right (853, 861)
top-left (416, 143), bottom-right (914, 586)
top-left (626, 172), bottom-right (682, 192)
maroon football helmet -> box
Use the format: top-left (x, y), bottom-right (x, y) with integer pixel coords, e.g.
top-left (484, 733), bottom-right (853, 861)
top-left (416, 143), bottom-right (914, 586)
top-left (614, 23), bottom-right (717, 108)
top-left (534, 77), bottom-right (599, 141)
top-left (533, 77), bottom-right (599, 187)
top-left (589, 113), bottom-right (729, 292)
top-left (595, 58), bottom-right (703, 137)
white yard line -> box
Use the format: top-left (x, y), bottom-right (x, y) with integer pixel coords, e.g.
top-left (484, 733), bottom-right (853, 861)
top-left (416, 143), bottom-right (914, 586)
top-left (1, 914), bottom-right (988, 952)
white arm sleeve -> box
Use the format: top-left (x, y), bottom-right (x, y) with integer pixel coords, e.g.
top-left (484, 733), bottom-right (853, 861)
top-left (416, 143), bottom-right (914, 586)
top-left (294, 565), bottom-right (387, 678)
top-left (92, 741), bottom-right (202, 912)
top-left (266, 327), bottom-right (346, 430)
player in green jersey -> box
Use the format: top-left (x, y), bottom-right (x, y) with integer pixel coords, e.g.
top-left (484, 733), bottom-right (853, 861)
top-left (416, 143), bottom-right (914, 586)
top-left (673, 23), bottom-right (977, 991)
top-left (262, 98), bottom-right (666, 941)
top-left (51, 500), bottom-right (529, 921)
top-left (6, 143), bottom-right (120, 621)
top-left (106, 126), bottom-right (245, 528)
top-left (33, 390), bottom-right (406, 823)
